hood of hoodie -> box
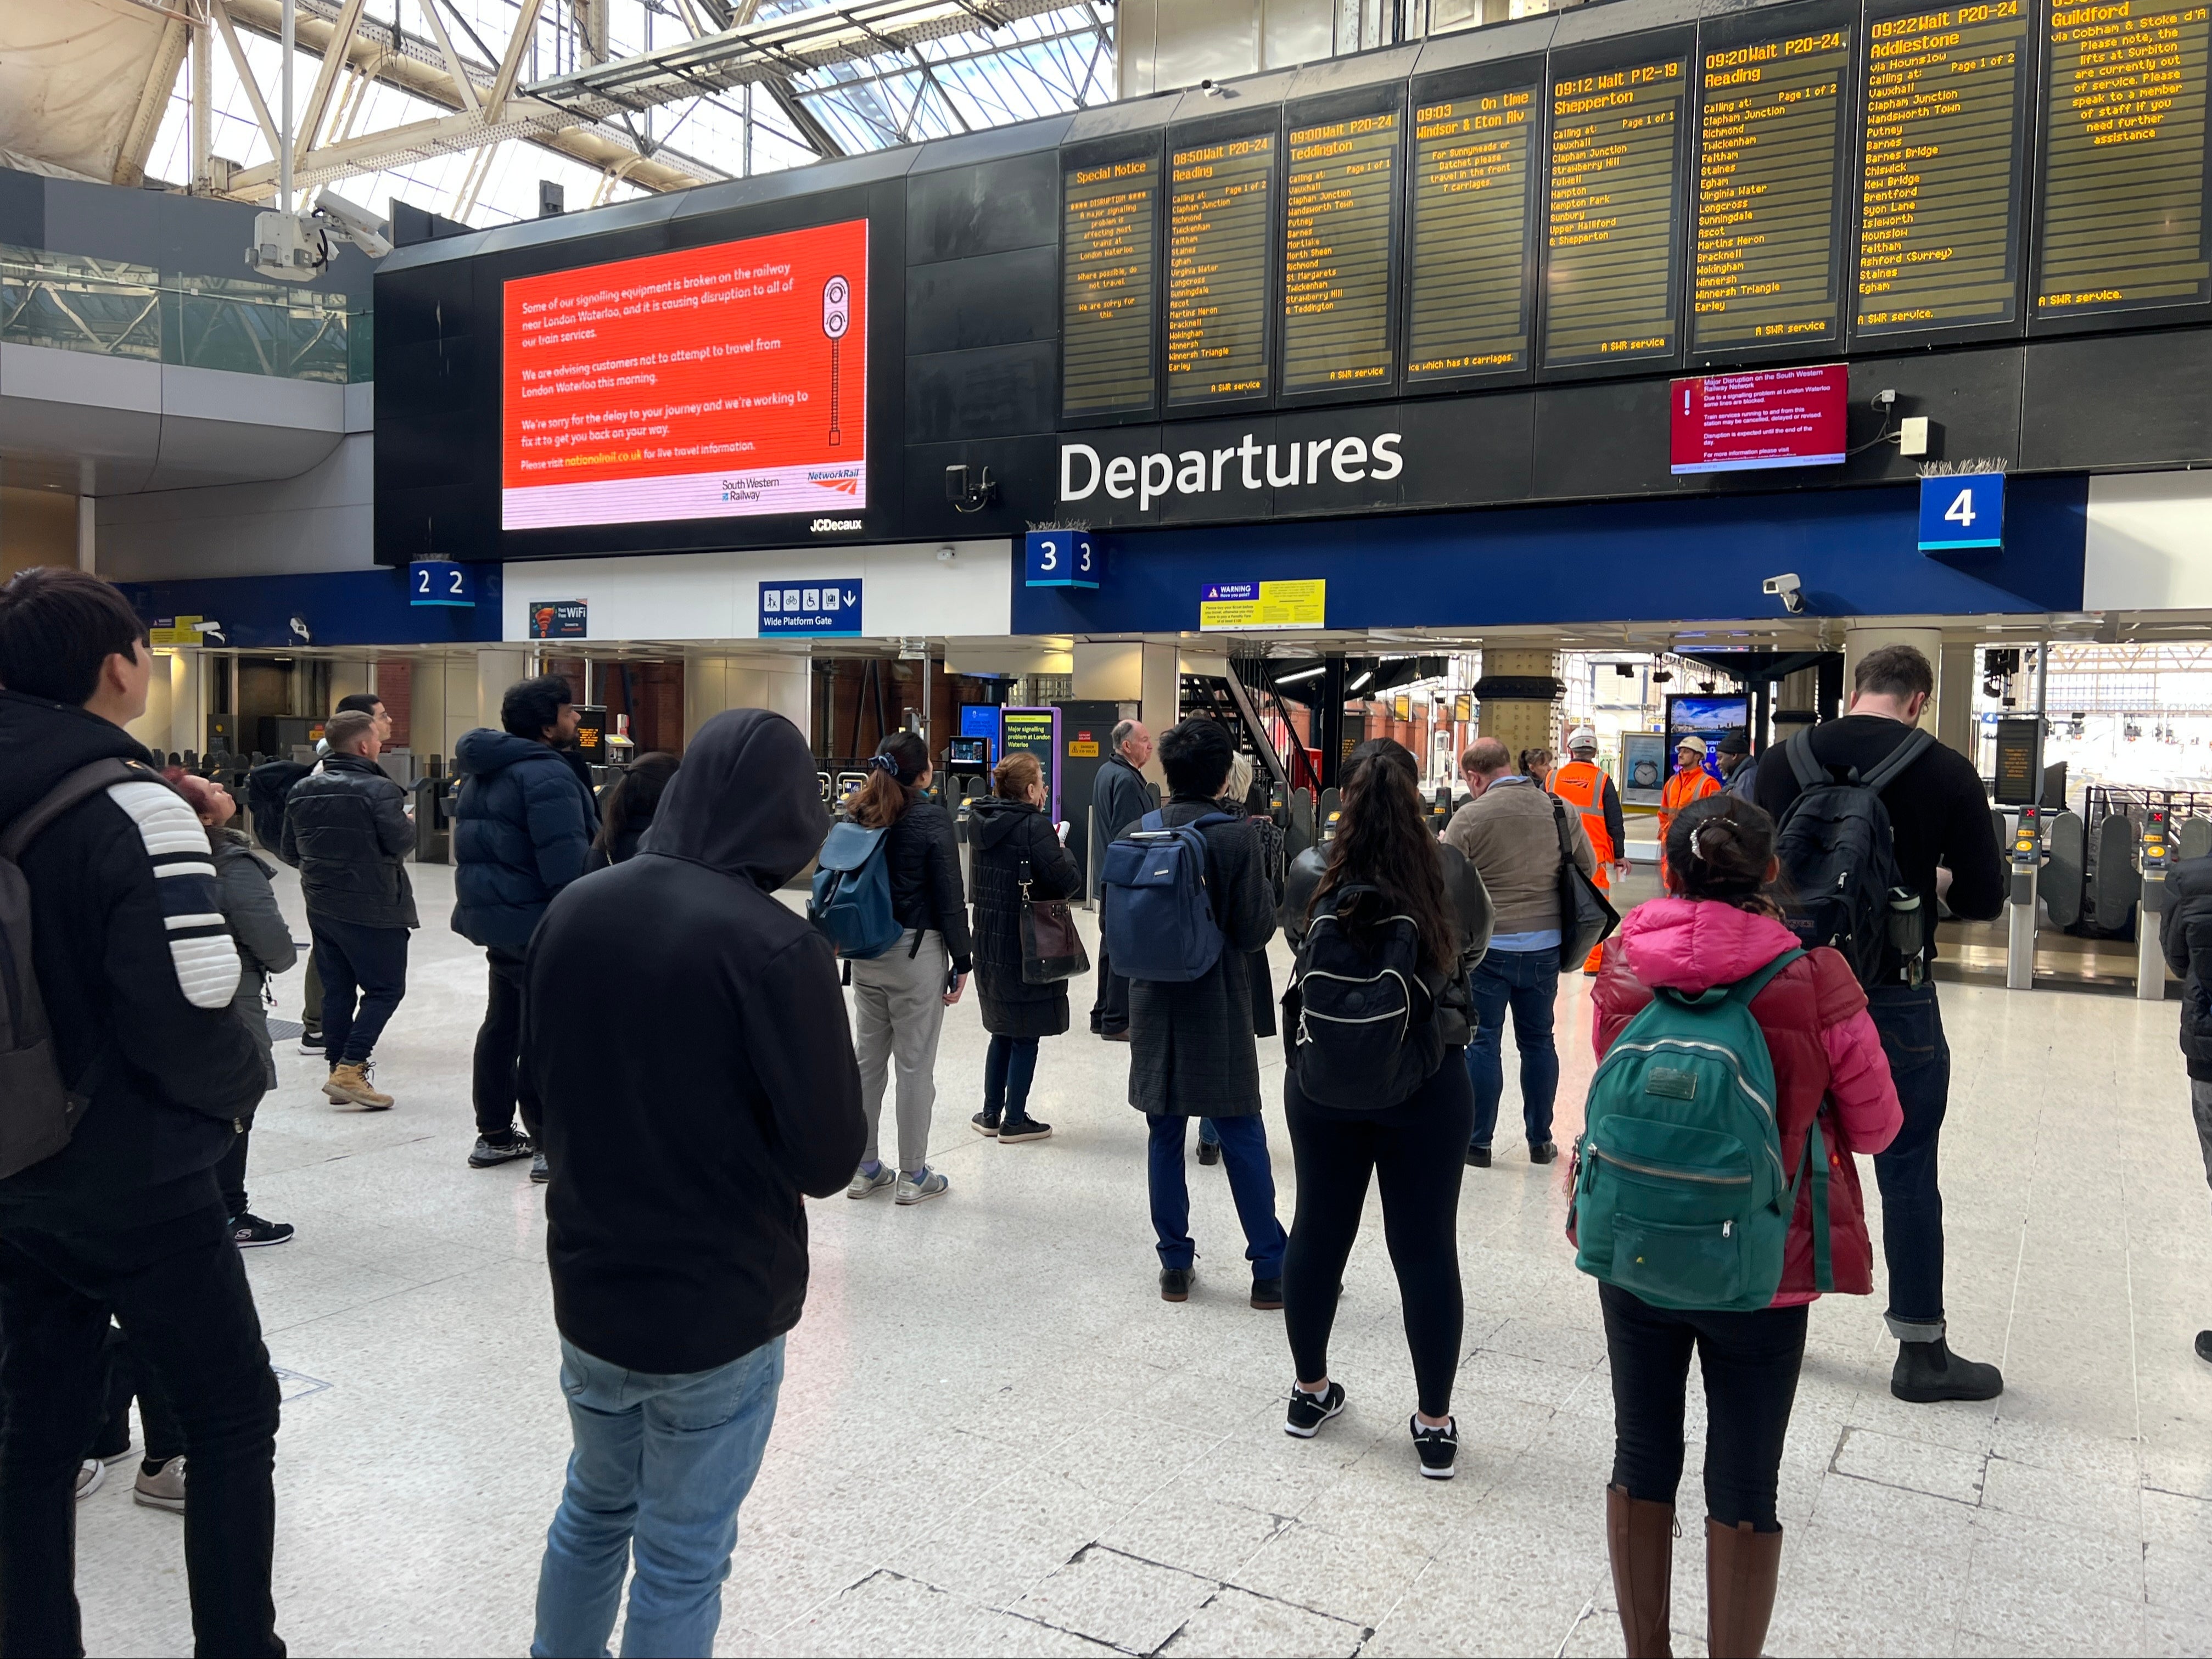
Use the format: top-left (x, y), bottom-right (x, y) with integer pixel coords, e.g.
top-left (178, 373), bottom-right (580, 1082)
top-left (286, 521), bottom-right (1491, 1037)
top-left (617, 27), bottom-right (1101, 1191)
top-left (969, 794), bottom-right (1039, 849)
top-left (1619, 896), bottom-right (1800, 993)
top-left (454, 726), bottom-right (571, 778)
top-left (0, 690), bottom-right (147, 822)
top-left (641, 708), bottom-right (825, 888)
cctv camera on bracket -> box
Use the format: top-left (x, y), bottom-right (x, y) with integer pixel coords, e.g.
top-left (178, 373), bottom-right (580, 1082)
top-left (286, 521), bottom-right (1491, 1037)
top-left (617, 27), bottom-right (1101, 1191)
top-left (1763, 573), bottom-right (1806, 615)
top-left (945, 464), bottom-right (997, 514)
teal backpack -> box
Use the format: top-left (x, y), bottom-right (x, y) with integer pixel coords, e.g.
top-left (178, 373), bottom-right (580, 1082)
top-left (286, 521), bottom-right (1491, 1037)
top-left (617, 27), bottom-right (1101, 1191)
top-left (1569, 949), bottom-right (1832, 1312)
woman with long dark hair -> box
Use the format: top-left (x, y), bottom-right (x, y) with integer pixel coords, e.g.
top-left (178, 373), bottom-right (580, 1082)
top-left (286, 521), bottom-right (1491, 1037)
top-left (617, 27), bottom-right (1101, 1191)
top-left (843, 731), bottom-right (972, 1204)
top-left (586, 751), bottom-right (679, 871)
top-left (965, 750), bottom-right (1079, 1142)
top-left (1279, 738), bottom-right (1492, 1479)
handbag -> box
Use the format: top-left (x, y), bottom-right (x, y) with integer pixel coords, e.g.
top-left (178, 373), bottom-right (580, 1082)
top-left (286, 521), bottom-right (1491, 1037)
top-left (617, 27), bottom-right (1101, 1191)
top-left (1552, 796), bottom-right (1620, 971)
top-left (1018, 856), bottom-right (1091, 984)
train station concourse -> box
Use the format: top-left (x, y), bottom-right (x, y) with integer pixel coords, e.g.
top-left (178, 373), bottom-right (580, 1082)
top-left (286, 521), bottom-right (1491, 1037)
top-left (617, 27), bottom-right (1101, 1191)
top-left (5, 0), bottom-right (2212, 1652)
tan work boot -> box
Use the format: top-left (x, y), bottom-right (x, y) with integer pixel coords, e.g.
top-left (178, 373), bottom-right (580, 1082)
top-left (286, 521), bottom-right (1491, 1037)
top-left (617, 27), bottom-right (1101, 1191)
top-left (323, 1063), bottom-right (394, 1111)
top-left (1706, 1518), bottom-right (1783, 1658)
top-left (1606, 1484), bottom-right (1676, 1657)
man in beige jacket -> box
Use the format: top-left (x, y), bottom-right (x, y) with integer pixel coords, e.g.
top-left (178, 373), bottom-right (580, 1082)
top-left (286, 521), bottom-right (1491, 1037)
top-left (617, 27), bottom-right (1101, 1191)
top-left (1442, 738), bottom-right (1595, 1167)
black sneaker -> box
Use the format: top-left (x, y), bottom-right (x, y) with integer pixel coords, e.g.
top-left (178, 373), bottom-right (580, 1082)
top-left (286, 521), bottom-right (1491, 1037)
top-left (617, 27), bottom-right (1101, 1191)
top-left (999, 1116), bottom-right (1053, 1143)
top-left (1285, 1381), bottom-right (1346, 1438)
top-left (970, 1111), bottom-right (1000, 1138)
top-left (468, 1134), bottom-right (535, 1169)
top-left (1250, 1276), bottom-right (1284, 1311)
top-left (1465, 1145), bottom-right (1492, 1168)
top-left (229, 1213), bottom-right (294, 1248)
top-left (1159, 1266), bottom-right (1193, 1303)
top-left (1530, 1141), bottom-right (1559, 1165)
top-left (530, 1151), bottom-right (551, 1185)
top-left (1196, 1140), bottom-right (1222, 1166)
top-left (299, 1028), bottom-right (326, 1053)
top-left (1410, 1414), bottom-right (1459, 1479)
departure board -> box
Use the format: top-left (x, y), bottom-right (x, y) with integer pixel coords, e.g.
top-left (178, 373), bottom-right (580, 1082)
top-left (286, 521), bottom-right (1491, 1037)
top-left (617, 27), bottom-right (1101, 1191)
top-left (1166, 133), bottom-right (1274, 405)
top-left (1281, 110), bottom-right (1399, 395)
top-left (1543, 51), bottom-right (1691, 368)
top-left (2035, 0), bottom-right (2212, 317)
top-left (1406, 83), bottom-right (1539, 378)
top-left (1857, 2), bottom-right (2033, 335)
top-left (1692, 26), bottom-right (1851, 352)
top-left (1062, 155), bottom-right (1159, 418)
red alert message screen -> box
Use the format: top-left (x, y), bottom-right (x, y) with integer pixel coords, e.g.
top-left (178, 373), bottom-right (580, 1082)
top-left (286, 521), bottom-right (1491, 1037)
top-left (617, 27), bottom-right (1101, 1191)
top-left (502, 219), bottom-right (866, 529)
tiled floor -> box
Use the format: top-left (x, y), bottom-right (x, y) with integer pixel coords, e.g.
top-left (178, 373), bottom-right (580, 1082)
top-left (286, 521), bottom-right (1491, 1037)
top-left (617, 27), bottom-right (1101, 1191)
top-left (72, 861), bottom-right (2212, 1658)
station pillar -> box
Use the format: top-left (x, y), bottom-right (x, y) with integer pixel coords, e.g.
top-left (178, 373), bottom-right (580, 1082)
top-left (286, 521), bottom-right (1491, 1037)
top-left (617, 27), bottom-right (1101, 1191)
top-left (1474, 648), bottom-right (1562, 759)
top-left (1843, 625), bottom-right (1942, 732)
top-left (686, 653), bottom-right (811, 747)
top-left (1936, 642), bottom-right (1978, 756)
top-left (1774, 666), bottom-right (1820, 744)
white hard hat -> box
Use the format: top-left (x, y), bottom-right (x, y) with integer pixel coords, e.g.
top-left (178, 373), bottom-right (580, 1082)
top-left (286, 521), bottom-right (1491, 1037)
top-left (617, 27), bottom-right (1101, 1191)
top-left (1678, 735), bottom-right (1708, 756)
top-left (1566, 726), bottom-right (1598, 752)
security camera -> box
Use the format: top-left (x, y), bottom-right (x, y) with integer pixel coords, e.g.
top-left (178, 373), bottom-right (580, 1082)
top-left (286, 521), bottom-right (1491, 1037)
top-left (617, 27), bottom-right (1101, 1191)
top-left (1763, 573), bottom-right (1806, 615)
top-left (288, 615), bottom-right (313, 644)
top-left (936, 545), bottom-right (957, 564)
top-left (314, 189), bottom-right (394, 260)
top-left (944, 465), bottom-right (996, 514)
top-left (247, 210), bottom-right (328, 282)
top-left (192, 620), bottom-right (226, 646)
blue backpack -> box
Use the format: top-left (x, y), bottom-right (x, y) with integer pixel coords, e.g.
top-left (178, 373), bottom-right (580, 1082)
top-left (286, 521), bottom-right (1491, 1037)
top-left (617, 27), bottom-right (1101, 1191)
top-left (1099, 810), bottom-right (1236, 983)
top-left (809, 820), bottom-right (901, 960)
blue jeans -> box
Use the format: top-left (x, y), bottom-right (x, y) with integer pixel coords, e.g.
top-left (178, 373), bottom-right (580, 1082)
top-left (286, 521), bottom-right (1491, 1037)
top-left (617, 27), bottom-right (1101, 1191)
top-left (1146, 1114), bottom-right (1286, 1280)
top-left (1466, 946), bottom-right (1561, 1149)
top-left (533, 1335), bottom-right (786, 1659)
top-left (1866, 983), bottom-right (1951, 1342)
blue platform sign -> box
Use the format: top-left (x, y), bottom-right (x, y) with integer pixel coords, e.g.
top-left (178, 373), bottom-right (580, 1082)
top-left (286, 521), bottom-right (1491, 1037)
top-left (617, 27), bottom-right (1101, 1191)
top-left (1025, 529), bottom-right (1098, 589)
top-left (759, 579), bottom-right (861, 636)
top-left (409, 561), bottom-right (475, 607)
top-left (1918, 473), bottom-right (2004, 553)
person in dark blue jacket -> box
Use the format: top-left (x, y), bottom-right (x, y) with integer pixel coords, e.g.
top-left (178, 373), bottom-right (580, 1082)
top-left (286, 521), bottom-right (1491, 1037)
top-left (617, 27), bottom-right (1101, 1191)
top-left (452, 674), bottom-right (597, 1178)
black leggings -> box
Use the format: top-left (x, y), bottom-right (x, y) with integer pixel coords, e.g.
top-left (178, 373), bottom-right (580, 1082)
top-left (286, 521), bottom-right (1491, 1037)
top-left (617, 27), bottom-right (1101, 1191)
top-left (983, 1035), bottom-right (1039, 1120)
top-left (1283, 1056), bottom-right (1473, 1419)
top-left (1600, 1281), bottom-right (1808, 1532)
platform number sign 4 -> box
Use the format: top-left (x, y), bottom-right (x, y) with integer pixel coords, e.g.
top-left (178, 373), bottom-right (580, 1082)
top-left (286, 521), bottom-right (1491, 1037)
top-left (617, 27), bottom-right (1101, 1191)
top-left (409, 560), bottom-right (475, 607)
top-left (1917, 474), bottom-right (2004, 554)
top-left (1025, 529), bottom-right (1099, 589)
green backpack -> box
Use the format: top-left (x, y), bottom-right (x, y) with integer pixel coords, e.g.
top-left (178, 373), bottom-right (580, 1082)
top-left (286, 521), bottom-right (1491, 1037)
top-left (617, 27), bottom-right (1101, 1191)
top-left (1570, 949), bottom-right (1832, 1312)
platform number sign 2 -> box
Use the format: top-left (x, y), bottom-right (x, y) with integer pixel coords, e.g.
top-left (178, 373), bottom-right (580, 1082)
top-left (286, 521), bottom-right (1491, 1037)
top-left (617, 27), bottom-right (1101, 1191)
top-left (409, 561), bottom-right (475, 607)
top-left (1917, 474), bottom-right (2004, 554)
top-left (1024, 529), bottom-right (1099, 589)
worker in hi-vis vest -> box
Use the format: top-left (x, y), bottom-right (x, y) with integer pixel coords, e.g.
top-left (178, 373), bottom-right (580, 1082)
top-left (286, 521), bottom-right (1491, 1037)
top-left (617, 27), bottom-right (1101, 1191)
top-left (1550, 727), bottom-right (1629, 975)
top-left (1658, 733), bottom-right (1723, 887)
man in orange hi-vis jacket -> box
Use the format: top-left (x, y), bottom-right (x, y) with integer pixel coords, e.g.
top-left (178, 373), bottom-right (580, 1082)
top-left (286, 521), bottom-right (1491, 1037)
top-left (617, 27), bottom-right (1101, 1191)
top-left (1658, 734), bottom-right (1723, 884)
top-left (1550, 727), bottom-right (1627, 974)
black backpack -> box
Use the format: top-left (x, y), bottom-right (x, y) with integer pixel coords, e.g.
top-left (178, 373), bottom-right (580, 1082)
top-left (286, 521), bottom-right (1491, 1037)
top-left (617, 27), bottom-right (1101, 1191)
top-left (0, 759), bottom-right (147, 1179)
top-left (1773, 726), bottom-right (1935, 987)
top-left (246, 759), bottom-right (311, 853)
top-left (1284, 882), bottom-right (1444, 1110)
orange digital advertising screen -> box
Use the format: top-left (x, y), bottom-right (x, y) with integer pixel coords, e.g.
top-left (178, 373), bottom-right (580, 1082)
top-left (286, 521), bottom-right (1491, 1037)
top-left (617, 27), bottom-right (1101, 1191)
top-left (502, 218), bottom-right (866, 529)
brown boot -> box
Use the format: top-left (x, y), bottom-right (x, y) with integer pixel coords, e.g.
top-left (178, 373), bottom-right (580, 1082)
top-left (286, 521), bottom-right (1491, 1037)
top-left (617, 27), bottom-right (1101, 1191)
top-left (1606, 1484), bottom-right (1675, 1658)
top-left (1706, 1518), bottom-right (1783, 1658)
top-left (323, 1063), bottom-right (394, 1111)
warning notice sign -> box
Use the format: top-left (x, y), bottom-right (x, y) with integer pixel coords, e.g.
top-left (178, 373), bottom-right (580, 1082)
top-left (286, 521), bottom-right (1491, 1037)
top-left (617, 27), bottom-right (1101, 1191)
top-left (502, 218), bottom-right (867, 530)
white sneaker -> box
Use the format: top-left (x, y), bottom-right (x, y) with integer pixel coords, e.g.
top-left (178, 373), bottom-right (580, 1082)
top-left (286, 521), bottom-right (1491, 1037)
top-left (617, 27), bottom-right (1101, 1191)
top-left (895, 1168), bottom-right (949, 1205)
top-left (75, 1459), bottom-right (103, 1500)
top-left (134, 1457), bottom-right (187, 1514)
top-left (846, 1163), bottom-right (895, 1199)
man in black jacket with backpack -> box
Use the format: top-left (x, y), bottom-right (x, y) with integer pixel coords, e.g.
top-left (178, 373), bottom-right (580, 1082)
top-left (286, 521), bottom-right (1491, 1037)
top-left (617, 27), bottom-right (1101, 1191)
top-left (0, 568), bottom-right (283, 1656)
top-left (1757, 643), bottom-right (2006, 1403)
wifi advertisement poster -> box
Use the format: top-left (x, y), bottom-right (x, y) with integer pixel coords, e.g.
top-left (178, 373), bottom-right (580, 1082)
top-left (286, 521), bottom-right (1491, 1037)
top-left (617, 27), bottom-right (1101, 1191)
top-left (502, 218), bottom-right (867, 529)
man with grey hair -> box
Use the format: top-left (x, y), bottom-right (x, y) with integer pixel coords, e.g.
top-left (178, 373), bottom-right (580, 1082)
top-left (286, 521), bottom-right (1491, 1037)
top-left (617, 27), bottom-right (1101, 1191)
top-left (1089, 719), bottom-right (1156, 1041)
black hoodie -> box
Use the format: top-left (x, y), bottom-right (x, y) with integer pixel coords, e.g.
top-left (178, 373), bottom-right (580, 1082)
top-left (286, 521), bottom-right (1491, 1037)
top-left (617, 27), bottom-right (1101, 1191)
top-left (2163, 855), bottom-right (2212, 1081)
top-left (0, 692), bottom-right (263, 1225)
top-left (525, 709), bottom-right (865, 1375)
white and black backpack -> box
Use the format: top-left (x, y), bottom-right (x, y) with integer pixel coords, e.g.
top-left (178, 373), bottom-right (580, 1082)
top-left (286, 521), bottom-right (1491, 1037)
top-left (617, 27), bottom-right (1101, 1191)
top-left (1285, 882), bottom-right (1444, 1111)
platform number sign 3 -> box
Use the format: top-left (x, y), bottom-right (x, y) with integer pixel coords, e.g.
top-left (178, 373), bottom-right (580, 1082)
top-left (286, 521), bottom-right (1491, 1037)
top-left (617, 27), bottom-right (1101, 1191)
top-left (1025, 529), bottom-right (1099, 589)
top-left (409, 560), bottom-right (475, 607)
top-left (1917, 474), bottom-right (2004, 554)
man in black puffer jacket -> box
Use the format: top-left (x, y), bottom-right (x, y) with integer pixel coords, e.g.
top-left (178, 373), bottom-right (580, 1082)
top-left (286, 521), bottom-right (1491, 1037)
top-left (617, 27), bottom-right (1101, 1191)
top-left (282, 709), bottom-right (417, 1110)
top-left (0, 569), bottom-right (282, 1656)
top-left (2163, 854), bottom-right (2212, 1367)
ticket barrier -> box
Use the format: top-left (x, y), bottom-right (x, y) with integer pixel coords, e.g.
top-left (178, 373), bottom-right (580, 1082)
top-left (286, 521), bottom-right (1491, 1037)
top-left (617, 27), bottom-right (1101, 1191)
top-left (2006, 806), bottom-right (2040, 991)
top-left (2042, 810), bottom-right (2085, 930)
top-left (2140, 807), bottom-right (2171, 1002)
top-left (411, 766), bottom-right (454, 865)
top-left (2178, 815), bottom-right (2212, 864)
top-left (1287, 787), bottom-right (1316, 862)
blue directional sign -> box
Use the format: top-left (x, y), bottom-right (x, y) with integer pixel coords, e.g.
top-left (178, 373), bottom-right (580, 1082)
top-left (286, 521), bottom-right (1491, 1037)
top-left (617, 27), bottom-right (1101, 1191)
top-left (409, 560), bottom-right (475, 607)
top-left (1918, 473), bottom-right (2004, 553)
top-left (1024, 529), bottom-right (1099, 589)
top-left (759, 579), bottom-right (861, 636)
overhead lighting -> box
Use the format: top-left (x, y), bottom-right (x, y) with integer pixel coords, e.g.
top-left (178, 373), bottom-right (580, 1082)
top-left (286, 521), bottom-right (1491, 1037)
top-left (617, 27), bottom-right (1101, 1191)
top-left (1349, 671), bottom-right (1374, 692)
top-left (1274, 664), bottom-right (1326, 684)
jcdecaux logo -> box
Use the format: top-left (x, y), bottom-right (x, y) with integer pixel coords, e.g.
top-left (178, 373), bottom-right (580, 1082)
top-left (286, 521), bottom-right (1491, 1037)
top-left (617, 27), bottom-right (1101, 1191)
top-left (1059, 430), bottom-right (1404, 514)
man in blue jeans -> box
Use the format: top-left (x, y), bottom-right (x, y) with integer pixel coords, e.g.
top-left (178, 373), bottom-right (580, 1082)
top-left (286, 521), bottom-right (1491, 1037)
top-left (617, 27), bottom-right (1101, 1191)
top-left (522, 709), bottom-right (864, 1657)
top-left (1444, 738), bottom-right (1594, 1167)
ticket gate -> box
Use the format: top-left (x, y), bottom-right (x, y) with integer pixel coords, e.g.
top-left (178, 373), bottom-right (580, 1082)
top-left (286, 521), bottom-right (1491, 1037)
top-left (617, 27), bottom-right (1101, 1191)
top-left (2140, 807), bottom-right (2171, 1001)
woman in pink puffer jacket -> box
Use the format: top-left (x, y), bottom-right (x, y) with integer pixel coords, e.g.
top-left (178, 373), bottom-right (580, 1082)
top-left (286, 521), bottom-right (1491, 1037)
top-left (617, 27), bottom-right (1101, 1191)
top-left (1588, 794), bottom-right (1901, 1659)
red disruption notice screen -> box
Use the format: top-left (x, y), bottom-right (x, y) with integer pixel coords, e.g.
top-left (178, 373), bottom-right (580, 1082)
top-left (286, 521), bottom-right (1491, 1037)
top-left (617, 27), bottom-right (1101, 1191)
top-left (1668, 363), bottom-right (1847, 476)
top-left (502, 218), bottom-right (866, 529)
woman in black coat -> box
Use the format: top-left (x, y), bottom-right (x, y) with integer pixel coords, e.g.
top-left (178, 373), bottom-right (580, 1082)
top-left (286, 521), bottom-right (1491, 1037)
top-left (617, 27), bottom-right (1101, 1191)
top-left (966, 750), bottom-right (1080, 1143)
top-left (586, 750), bottom-right (678, 871)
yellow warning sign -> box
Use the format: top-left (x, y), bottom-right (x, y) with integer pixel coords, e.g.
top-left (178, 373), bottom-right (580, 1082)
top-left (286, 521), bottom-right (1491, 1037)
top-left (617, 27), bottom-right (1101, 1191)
top-left (1198, 580), bottom-right (1326, 632)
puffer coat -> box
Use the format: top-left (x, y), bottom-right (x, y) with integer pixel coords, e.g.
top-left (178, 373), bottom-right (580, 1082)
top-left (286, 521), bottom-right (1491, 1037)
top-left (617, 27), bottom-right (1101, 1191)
top-left (450, 728), bottom-right (598, 952)
top-left (967, 795), bottom-right (1081, 1039)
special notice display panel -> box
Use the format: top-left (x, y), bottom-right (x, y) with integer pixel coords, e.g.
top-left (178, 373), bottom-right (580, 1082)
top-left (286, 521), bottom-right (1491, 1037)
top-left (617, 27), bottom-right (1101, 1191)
top-left (1062, 155), bottom-right (1160, 418)
top-left (502, 220), bottom-right (867, 530)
